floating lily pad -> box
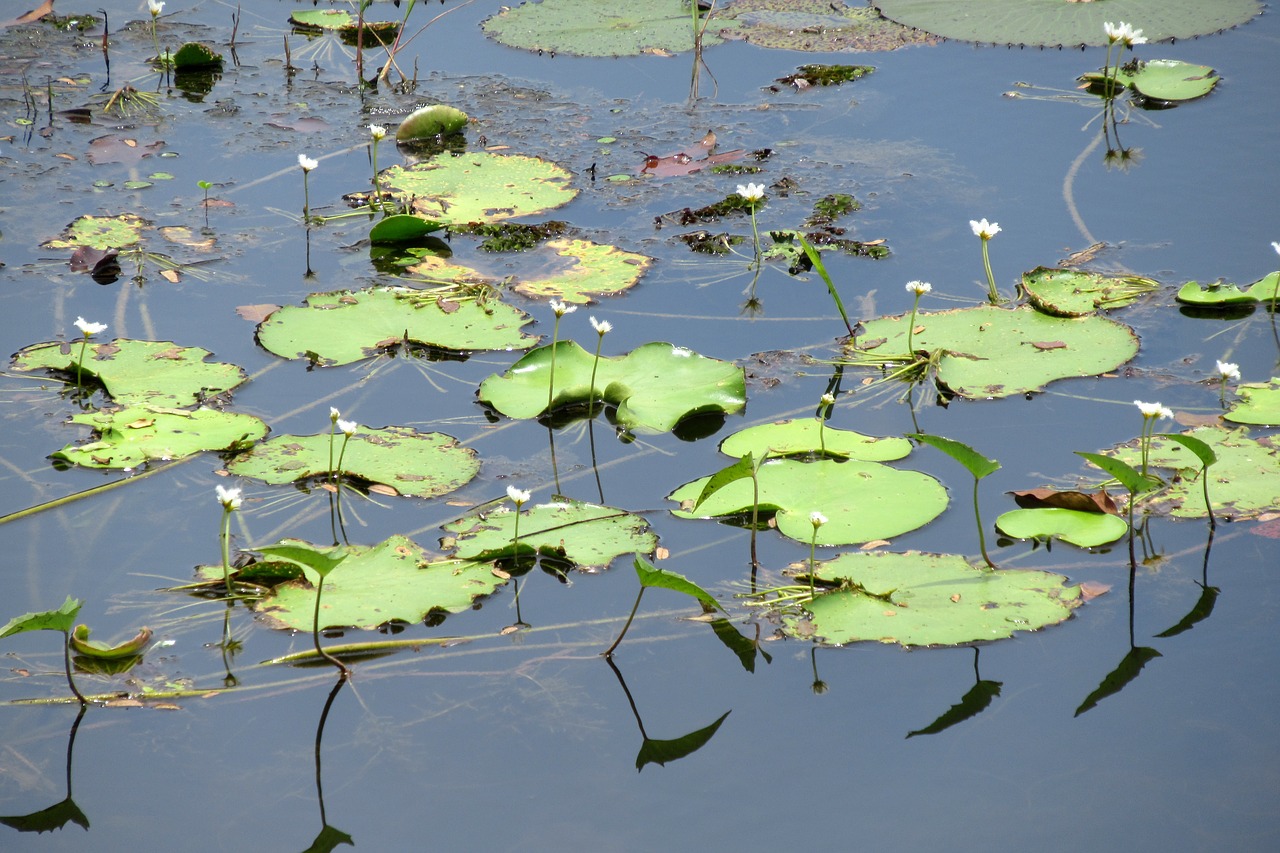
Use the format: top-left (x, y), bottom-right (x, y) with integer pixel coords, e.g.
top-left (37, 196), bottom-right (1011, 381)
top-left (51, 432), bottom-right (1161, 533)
top-left (380, 152), bottom-right (578, 224)
top-left (721, 0), bottom-right (936, 52)
top-left (669, 457), bottom-right (948, 546)
top-left (69, 624), bottom-right (152, 659)
top-left (482, 0), bottom-right (741, 57)
top-left (226, 427), bottom-right (479, 499)
top-left (1225, 379), bottom-right (1280, 426)
top-left (394, 104), bottom-right (469, 142)
top-left (478, 341), bottom-right (746, 433)
top-left (1106, 427), bottom-right (1280, 519)
top-left (0, 596), bottom-right (81, 638)
top-left (510, 239), bottom-right (653, 303)
top-left (289, 9), bottom-right (400, 42)
top-left (717, 418), bottom-right (911, 462)
top-left (1022, 267), bottom-right (1158, 317)
top-left (442, 497), bottom-right (657, 569)
top-left (996, 508), bottom-right (1128, 548)
top-left (252, 536), bottom-right (504, 631)
top-left (854, 305), bottom-right (1139, 399)
top-left (53, 406), bottom-right (267, 469)
top-left (172, 42), bottom-right (222, 69)
top-left (368, 214), bottom-right (446, 244)
top-left (1081, 59), bottom-right (1220, 102)
top-left (783, 551), bottom-right (1086, 646)
top-left (12, 339), bottom-right (248, 407)
top-left (872, 0), bottom-right (1260, 46)
top-left (1175, 272), bottom-right (1279, 306)
top-left (256, 287), bottom-right (537, 366)
top-left (43, 213), bottom-right (145, 249)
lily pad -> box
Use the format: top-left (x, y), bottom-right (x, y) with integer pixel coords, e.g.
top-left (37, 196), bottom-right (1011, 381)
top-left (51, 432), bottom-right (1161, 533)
top-left (368, 214), bottom-right (446, 244)
top-left (1106, 427), bottom-right (1280, 519)
top-left (380, 152), bottom-right (578, 224)
top-left (226, 427), bottom-right (479, 499)
top-left (172, 42), bottom-right (222, 69)
top-left (854, 305), bottom-right (1139, 399)
top-left (69, 624), bottom-right (152, 659)
top-left (721, 0), bottom-right (937, 52)
top-left (995, 508), bottom-right (1128, 548)
top-left (1175, 272), bottom-right (1280, 306)
top-left (442, 497), bottom-right (657, 570)
top-left (394, 104), bottom-right (469, 142)
top-left (481, 0), bottom-right (741, 57)
top-left (1225, 379), bottom-right (1280, 426)
top-left (255, 287), bottom-right (537, 366)
top-left (1022, 267), bottom-right (1158, 317)
top-left (478, 341), bottom-right (746, 433)
top-left (510, 239), bottom-right (653, 303)
top-left (0, 596), bottom-right (82, 638)
top-left (717, 418), bottom-right (911, 462)
top-left (872, 0), bottom-right (1260, 47)
top-left (290, 9), bottom-right (400, 42)
top-left (43, 213), bottom-right (145, 249)
top-left (783, 551), bottom-right (1086, 646)
top-left (12, 339), bottom-right (248, 407)
top-left (1081, 59), bottom-right (1220, 102)
top-left (52, 406), bottom-right (267, 469)
top-left (669, 457), bottom-right (948, 546)
top-left (252, 536), bottom-right (505, 631)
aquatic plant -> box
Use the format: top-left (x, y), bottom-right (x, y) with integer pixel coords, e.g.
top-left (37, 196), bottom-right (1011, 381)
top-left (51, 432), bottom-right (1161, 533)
top-left (798, 236), bottom-right (856, 338)
top-left (603, 555), bottom-right (722, 658)
top-left (807, 512), bottom-right (826, 598)
top-left (0, 597), bottom-right (88, 706)
top-left (1102, 21), bottom-right (1146, 94)
top-left (904, 280), bottom-right (931, 355)
top-left (1133, 400), bottom-right (1173, 479)
top-left (969, 218), bottom-right (1002, 304)
top-left (818, 392), bottom-right (835, 455)
top-left (506, 485), bottom-right (531, 559)
top-left (367, 124), bottom-right (386, 208)
top-left (299, 153), bottom-right (318, 222)
top-left (1215, 360), bottom-right (1240, 407)
top-left (71, 316), bottom-right (106, 393)
top-left (546, 299), bottom-right (576, 413)
top-left (737, 182), bottom-right (765, 284)
top-left (334, 418), bottom-right (358, 488)
top-left (908, 433), bottom-right (1000, 570)
top-left (215, 484), bottom-right (243, 596)
top-left (588, 316), bottom-right (612, 409)
top-left (147, 0), bottom-right (166, 64)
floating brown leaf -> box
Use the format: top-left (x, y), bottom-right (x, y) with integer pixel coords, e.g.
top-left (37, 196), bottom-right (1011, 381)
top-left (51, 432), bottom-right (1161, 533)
top-left (1010, 487), bottom-right (1118, 515)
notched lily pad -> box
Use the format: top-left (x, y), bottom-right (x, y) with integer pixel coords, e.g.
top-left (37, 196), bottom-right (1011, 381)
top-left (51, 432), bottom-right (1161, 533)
top-left (1225, 378), bottom-right (1280, 426)
top-left (995, 508), bottom-right (1128, 548)
top-left (509, 239), bottom-right (653, 303)
top-left (482, 0), bottom-right (741, 57)
top-left (1022, 267), bottom-right (1158, 316)
top-left (226, 426), bottom-right (479, 499)
top-left (52, 406), bottom-right (267, 469)
top-left (721, 0), bottom-right (937, 52)
top-left (717, 418), bottom-right (911, 462)
top-left (1175, 272), bottom-right (1279, 306)
top-left (781, 551), bottom-right (1087, 647)
top-left (43, 213), bottom-right (146, 250)
top-left (380, 152), bottom-right (578, 224)
top-left (1081, 59), bottom-right (1220, 102)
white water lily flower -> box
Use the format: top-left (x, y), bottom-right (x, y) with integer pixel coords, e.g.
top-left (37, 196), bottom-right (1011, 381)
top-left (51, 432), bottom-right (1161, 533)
top-left (905, 280), bottom-right (932, 295)
top-left (74, 316), bottom-right (107, 337)
top-left (736, 182), bottom-right (765, 202)
top-left (148, 0), bottom-right (164, 17)
top-left (329, 407), bottom-right (340, 422)
top-left (368, 124), bottom-right (387, 141)
top-left (1216, 361), bottom-right (1241, 382)
top-left (337, 419), bottom-right (358, 436)
top-left (820, 393), bottom-right (836, 406)
top-left (298, 154), bottom-right (318, 172)
top-left (1134, 400), bottom-right (1170, 419)
top-left (1272, 241), bottom-right (1280, 256)
top-left (810, 511), bottom-right (827, 528)
top-left (590, 316), bottom-right (612, 335)
top-left (549, 299), bottom-right (576, 318)
top-left (970, 218), bottom-right (1000, 240)
top-left (1121, 26), bottom-right (1147, 47)
top-left (215, 484), bottom-right (242, 511)
top-left (506, 485), bottom-right (531, 505)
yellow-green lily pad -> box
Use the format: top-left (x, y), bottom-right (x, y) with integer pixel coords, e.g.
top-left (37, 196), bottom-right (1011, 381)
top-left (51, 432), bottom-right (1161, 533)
top-left (380, 152), bottom-right (578, 224)
top-left (721, 0), bottom-right (936, 52)
top-left (1225, 378), bottom-right (1280, 426)
top-left (1176, 272), bottom-right (1280, 306)
top-left (717, 418), bottom-right (911, 461)
top-left (995, 508), bottom-right (1128, 548)
top-left (43, 213), bottom-right (146, 250)
top-left (53, 406), bottom-right (267, 469)
top-left (510, 239), bottom-right (653, 303)
top-left (481, 0), bottom-right (741, 57)
top-left (1022, 267), bottom-right (1158, 317)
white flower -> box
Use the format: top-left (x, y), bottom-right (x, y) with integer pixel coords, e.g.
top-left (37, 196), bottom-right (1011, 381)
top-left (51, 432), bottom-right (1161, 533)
top-left (215, 484), bottom-right (242, 511)
top-left (337, 419), bottom-right (358, 436)
top-left (590, 316), bottom-right (612, 335)
top-left (1158, 405), bottom-right (1174, 420)
top-left (1272, 241), bottom-right (1280, 256)
top-left (549, 299), bottom-right (576, 318)
top-left (298, 154), bottom-right (318, 172)
top-left (970, 218), bottom-right (1000, 240)
top-left (148, 0), bottom-right (164, 18)
top-left (1122, 26), bottom-right (1147, 47)
top-left (1134, 400), bottom-right (1170, 419)
top-left (329, 407), bottom-right (340, 422)
top-left (1216, 361), bottom-right (1241, 382)
top-left (820, 393), bottom-right (836, 406)
top-left (905, 280), bottom-right (932, 296)
top-left (1104, 21), bottom-right (1122, 43)
top-left (809, 511), bottom-right (827, 527)
top-left (368, 124), bottom-right (387, 141)
top-left (74, 316), bottom-right (107, 337)
top-left (736, 182), bottom-right (765, 202)
top-left (506, 485), bottom-right (531, 505)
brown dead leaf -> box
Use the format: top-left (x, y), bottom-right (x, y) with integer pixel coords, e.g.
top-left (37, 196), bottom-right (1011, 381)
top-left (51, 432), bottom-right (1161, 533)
top-left (236, 304), bottom-right (280, 323)
top-left (1011, 487), bottom-right (1118, 515)
top-left (0, 0), bottom-right (55, 29)
top-left (126, 418), bottom-right (155, 429)
top-left (1079, 580), bottom-right (1111, 601)
top-left (368, 484), bottom-right (399, 496)
top-left (87, 135), bottom-right (165, 165)
top-left (154, 346), bottom-right (185, 360)
top-left (159, 269), bottom-right (181, 283)
top-left (860, 539), bottom-right (890, 550)
top-left (655, 547), bottom-right (670, 560)
top-left (1029, 340), bottom-right (1067, 350)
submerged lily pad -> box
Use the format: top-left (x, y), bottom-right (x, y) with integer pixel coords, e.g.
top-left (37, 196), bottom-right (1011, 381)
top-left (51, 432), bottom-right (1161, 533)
top-left (252, 536), bottom-right (504, 631)
top-left (53, 406), bottom-right (266, 469)
top-left (442, 497), bottom-right (657, 569)
top-left (1081, 59), bottom-right (1220, 102)
top-left (12, 339), bottom-right (248, 407)
top-left (783, 551), bottom-right (1086, 646)
top-left (256, 287), bottom-right (536, 366)
top-left (722, 0), bottom-right (936, 52)
top-left (510, 239), bottom-right (653, 303)
top-left (227, 427), bottom-right (479, 499)
top-left (872, 0), bottom-right (1260, 47)
top-left (854, 305), bottom-right (1139, 399)
top-left (670, 457), bottom-right (948, 545)
top-left (717, 418), bottom-right (911, 461)
top-left (996, 508), bottom-right (1128, 548)
top-left (478, 341), bottom-right (746, 433)
top-left (482, 0), bottom-right (740, 57)
top-left (1022, 267), bottom-right (1158, 316)
top-left (380, 152), bottom-right (577, 224)
top-left (1225, 379), bottom-right (1280, 426)
top-left (1175, 272), bottom-right (1279, 306)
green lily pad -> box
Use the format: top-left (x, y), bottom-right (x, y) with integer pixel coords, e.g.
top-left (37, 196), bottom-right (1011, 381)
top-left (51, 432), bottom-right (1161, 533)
top-left (443, 497), bottom-right (657, 570)
top-left (368, 214), bottom-right (446, 244)
top-left (717, 418), bottom-right (912, 462)
top-left (478, 341), bottom-right (746, 433)
top-left (1081, 59), bottom-right (1220, 102)
top-left (252, 536), bottom-right (505, 631)
top-left (43, 213), bottom-right (145, 250)
top-left (669, 457), bottom-right (948, 546)
top-left (172, 42), bottom-right (222, 69)
top-left (69, 624), bottom-right (152, 659)
top-left (256, 287), bottom-right (537, 366)
top-left (12, 339), bottom-right (248, 407)
top-left (1022, 267), bottom-right (1158, 317)
top-left (1106, 427), bottom-right (1280, 519)
top-left (783, 551), bottom-right (1085, 646)
top-left (53, 406), bottom-right (266, 469)
top-left (854, 305), bottom-right (1139, 399)
top-left (0, 596), bottom-right (82, 638)
top-left (1175, 272), bottom-right (1280, 306)
top-left (226, 427), bottom-right (479, 499)
top-left (995, 508), bottom-right (1128, 548)
top-left (380, 152), bottom-right (578, 224)
top-left (481, 0), bottom-right (741, 57)
top-left (394, 104), bottom-right (469, 142)
top-left (721, 0), bottom-right (937, 52)
top-left (1225, 378), bottom-right (1280, 426)
top-left (510, 239), bottom-right (653, 303)
top-left (872, 0), bottom-right (1260, 47)
top-left (290, 9), bottom-right (400, 42)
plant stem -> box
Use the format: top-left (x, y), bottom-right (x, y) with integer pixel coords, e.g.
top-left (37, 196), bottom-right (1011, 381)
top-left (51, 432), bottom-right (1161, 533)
top-left (334, 433), bottom-right (352, 489)
top-left (906, 293), bottom-right (921, 355)
top-left (808, 529), bottom-right (819, 598)
top-left (603, 587), bottom-right (645, 658)
top-left (799, 237), bottom-right (855, 337)
top-left (327, 421), bottom-right (337, 484)
top-left (981, 237), bottom-right (1000, 304)
top-left (303, 171), bottom-right (312, 223)
top-left (75, 335), bottom-right (89, 391)
top-left (546, 319), bottom-right (562, 414)
top-left (61, 631), bottom-right (88, 706)
top-left (220, 506), bottom-right (238, 597)
top-left (313, 577), bottom-right (350, 676)
top-left (588, 335), bottom-right (604, 408)
top-left (974, 477), bottom-right (996, 570)
top-left (370, 139), bottom-right (380, 208)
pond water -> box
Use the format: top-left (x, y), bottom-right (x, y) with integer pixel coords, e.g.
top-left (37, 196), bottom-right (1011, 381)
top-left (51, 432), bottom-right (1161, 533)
top-left (2, 2), bottom-right (1278, 850)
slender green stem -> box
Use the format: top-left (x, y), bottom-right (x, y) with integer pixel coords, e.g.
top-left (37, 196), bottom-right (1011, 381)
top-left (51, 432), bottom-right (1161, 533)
top-left (370, 140), bottom-right (380, 208)
top-left (981, 238), bottom-right (1000, 304)
top-left (749, 204), bottom-right (761, 270)
top-left (603, 587), bottom-right (645, 658)
top-left (61, 631), bottom-right (88, 706)
top-left (334, 433), bottom-right (351, 489)
top-left (1139, 416), bottom-right (1151, 479)
top-left (313, 577), bottom-right (350, 675)
top-left (220, 506), bottom-right (237, 596)
top-left (546, 317), bottom-right (562, 414)
top-left (799, 237), bottom-right (855, 337)
top-left (151, 19), bottom-right (161, 61)
top-left (808, 529), bottom-right (819, 598)
top-left (588, 335), bottom-right (604, 406)
top-left (906, 294), bottom-right (921, 355)
top-left (75, 336), bottom-right (89, 390)
top-left (303, 171), bottom-right (312, 223)
top-left (327, 421), bottom-right (336, 483)
top-left (512, 505), bottom-right (522, 557)
top-left (974, 477), bottom-right (996, 570)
